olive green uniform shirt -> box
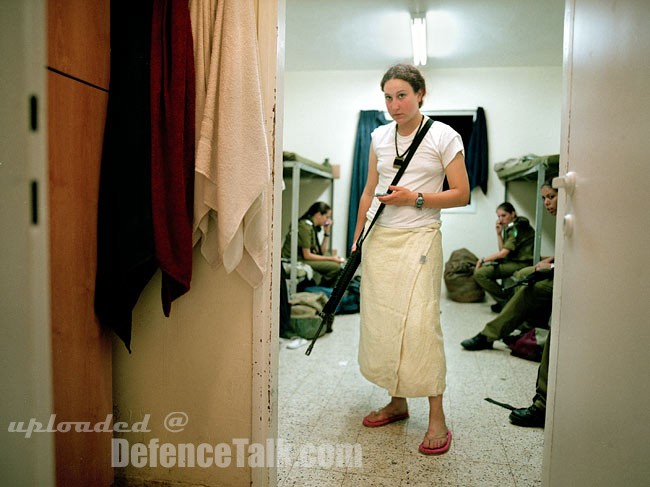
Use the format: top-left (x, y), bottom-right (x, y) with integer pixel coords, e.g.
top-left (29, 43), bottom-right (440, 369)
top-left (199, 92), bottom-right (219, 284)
top-left (282, 219), bottom-right (320, 260)
top-left (501, 216), bottom-right (535, 263)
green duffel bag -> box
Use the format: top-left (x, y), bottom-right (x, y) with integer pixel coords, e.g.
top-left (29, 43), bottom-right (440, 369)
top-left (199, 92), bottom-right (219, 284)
top-left (444, 248), bottom-right (485, 303)
top-left (289, 316), bottom-right (327, 340)
top-left (288, 291), bottom-right (329, 339)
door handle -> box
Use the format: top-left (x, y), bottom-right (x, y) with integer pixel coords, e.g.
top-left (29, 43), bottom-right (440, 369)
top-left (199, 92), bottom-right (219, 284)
top-left (554, 172), bottom-right (577, 238)
top-left (552, 171), bottom-right (577, 195)
top-left (563, 213), bottom-right (575, 237)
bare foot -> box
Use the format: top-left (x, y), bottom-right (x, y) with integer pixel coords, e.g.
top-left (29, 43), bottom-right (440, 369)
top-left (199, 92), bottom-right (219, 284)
top-left (364, 405), bottom-right (408, 423)
top-left (421, 428), bottom-right (449, 449)
top-left (363, 397), bottom-right (409, 426)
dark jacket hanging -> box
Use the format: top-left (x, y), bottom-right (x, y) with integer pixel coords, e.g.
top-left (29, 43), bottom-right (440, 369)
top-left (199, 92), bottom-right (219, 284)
top-left (466, 106), bottom-right (489, 194)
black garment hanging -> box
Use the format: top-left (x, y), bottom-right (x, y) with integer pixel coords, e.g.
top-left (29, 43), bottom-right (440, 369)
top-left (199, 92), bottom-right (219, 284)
top-left (95, 0), bottom-right (157, 352)
top-left (466, 107), bottom-right (489, 194)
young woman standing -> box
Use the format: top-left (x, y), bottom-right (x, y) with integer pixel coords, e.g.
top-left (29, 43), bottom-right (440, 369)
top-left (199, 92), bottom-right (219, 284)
top-left (351, 64), bottom-right (469, 455)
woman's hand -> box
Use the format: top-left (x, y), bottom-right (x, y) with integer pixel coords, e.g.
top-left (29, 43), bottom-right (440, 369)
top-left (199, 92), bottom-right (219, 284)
top-left (534, 261), bottom-right (554, 271)
top-left (495, 220), bottom-right (503, 234)
top-left (376, 185), bottom-right (417, 206)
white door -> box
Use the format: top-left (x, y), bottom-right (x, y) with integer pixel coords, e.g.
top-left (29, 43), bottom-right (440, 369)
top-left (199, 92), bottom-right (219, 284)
top-left (544, 0), bottom-right (650, 485)
top-left (0, 1), bottom-right (54, 484)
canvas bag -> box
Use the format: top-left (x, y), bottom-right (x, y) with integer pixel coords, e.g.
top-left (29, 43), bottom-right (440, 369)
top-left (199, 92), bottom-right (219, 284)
top-left (444, 248), bottom-right (485, 302)
top-left (288, 291), bottom-right (329, 339)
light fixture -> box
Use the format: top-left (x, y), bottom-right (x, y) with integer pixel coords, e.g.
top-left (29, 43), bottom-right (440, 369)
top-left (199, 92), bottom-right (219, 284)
top-left (411, 13), bottom-right (427, 66)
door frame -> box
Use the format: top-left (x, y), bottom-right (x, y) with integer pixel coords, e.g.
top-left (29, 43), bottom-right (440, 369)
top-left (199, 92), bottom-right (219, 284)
top-left (252, 1), bottom-right (286, 486)
top-left (0, 0), bottom-right (55, 484)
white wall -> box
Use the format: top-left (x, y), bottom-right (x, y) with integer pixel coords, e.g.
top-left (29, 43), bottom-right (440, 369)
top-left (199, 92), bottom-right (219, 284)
top-left (283, 66), bottom-right (562, 262)
top-left (112, 258), bottom-right (254, 486)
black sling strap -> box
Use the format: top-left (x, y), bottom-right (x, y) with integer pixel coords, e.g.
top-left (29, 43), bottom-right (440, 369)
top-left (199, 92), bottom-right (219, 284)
top-left (305, 117), bottom-right (433, 356)
top-left (357, 116), bottom-right (434, 248)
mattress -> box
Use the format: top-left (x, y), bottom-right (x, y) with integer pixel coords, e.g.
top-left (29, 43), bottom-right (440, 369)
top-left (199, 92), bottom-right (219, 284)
top-left (283, 151), bottom-right (333, 177)
top-left (494, 154), bottom-right (560, 181)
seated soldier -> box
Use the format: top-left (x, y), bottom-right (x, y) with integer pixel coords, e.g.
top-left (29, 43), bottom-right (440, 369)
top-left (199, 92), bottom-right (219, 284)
top-left (473, 202), bottom-right (535, 312)
top-left (461, 261), bottom-right (554, 351)
top-left (509, 182), bottom-right (559, 428)
top-left (509, 327), bottom-right (551, 427)
top-left (462, 182), bottom-right (558, 350)
top-left (281, 201), bottom-right (344, 287)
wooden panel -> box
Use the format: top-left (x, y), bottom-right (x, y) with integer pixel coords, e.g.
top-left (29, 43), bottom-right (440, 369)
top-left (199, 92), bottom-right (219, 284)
top-left (48, 71), bottom-right (113, 487)
top-left (48, 0), bottom-right (110, 89)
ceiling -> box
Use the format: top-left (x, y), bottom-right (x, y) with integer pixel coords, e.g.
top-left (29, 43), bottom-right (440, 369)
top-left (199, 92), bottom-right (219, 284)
top-left (285, 0), bottom-right (566, 71)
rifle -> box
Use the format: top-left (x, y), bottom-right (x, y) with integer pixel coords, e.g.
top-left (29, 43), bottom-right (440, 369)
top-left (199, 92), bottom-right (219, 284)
top-left (303, 247), bottom-right (361, 355)
top-left (502, 268), bottom-right (554, 291)
top-left (305, 117), bottom-right (433, 356)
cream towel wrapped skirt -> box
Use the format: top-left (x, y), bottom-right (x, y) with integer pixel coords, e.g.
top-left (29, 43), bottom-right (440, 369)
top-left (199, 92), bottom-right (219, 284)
top-left (359, 222), bottom-right (446, 398)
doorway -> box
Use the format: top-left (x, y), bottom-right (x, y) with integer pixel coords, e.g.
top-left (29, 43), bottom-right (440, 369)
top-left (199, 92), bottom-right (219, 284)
top-left (276, 1), bottom-right (565, 485)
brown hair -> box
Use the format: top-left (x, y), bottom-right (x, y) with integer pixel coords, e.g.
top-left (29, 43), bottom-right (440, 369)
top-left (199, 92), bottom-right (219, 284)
top-left (300, 201), bottom-right (331, 221)
top-left (497, 202), bottom-right (516, 215)
top-left (380, 64), bottom-right (427, 107)
top-left (541, 178), bottom-right (557, 192)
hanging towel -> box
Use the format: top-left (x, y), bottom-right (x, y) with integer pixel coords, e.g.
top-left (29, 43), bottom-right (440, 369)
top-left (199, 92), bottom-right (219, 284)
top-left (189, 0), bottom-right (271, 287)
top-left (150, 0), bottom-right (196, 316)
top-left (95, 0), bottom-right (157, 352)
top-left (466, 106), bottom-right (489, 194)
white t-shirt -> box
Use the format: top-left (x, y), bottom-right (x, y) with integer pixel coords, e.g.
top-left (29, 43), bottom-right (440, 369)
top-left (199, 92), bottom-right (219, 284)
top-left (367, 119), bottom-right (464, 227)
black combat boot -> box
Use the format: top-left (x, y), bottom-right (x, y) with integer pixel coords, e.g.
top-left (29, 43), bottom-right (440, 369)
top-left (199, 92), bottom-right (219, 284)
top-left (460, 333), bottom-right (494, 351)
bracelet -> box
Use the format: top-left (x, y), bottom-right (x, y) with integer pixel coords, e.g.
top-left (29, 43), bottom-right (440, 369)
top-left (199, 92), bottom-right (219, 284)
top-left (323, 233), bottom-right (330, 237)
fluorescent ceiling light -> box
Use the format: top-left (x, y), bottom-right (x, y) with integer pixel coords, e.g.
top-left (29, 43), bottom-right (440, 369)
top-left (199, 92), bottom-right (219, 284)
top-left (411, 14), bottom-right (427, 66)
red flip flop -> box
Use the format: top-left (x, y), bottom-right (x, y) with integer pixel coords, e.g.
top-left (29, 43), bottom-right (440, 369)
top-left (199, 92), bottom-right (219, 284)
top-left (362, 411), bottom-right (409, 427)
top-left (418, 430), bottom-right (452, 455)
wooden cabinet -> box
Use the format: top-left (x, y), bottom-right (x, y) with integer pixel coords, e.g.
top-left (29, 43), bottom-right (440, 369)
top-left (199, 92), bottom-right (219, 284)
top-left (47, 1), bottom-right (112, 484)
top-left (48, 0), bottom-right (110, 89)
top-left (48, 71), bottom-right (112, 486)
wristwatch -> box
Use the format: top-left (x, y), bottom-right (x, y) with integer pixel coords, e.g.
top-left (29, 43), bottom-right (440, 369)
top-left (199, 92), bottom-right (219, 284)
top-left (415, 192), bottom-right (424, 209)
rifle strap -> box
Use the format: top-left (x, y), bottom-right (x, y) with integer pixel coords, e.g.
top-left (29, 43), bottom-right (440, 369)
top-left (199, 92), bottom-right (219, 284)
top-left (357, 116), bottom-right (433, 247)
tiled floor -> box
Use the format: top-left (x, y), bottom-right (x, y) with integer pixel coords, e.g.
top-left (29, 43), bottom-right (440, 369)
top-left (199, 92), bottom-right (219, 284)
top-left (277, 296), bottom-right (544, 486)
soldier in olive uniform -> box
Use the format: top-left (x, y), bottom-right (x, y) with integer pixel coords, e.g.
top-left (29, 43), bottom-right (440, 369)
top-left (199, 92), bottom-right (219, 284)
top-left (281, 201), bottom-right (344, 287)
top-left (473, 202), bottom-right (535, 312)
top-left (462, 182), bottom-right (559, 428)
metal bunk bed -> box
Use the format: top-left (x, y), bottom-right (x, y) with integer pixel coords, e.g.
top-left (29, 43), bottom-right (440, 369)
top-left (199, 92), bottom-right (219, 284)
top-left (283, 152), bottom-right (335, 294)
top-left (496, 154), bottom-right (560, 263)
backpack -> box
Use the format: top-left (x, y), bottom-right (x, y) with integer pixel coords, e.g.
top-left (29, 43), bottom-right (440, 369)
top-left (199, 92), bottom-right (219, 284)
top-left (304, 274), bottom-right (361, 315)
top-left (444, 248), bottom-right (485, 302)
top-left (505, 327), bottom-right (549, 362)
top-left (336, 275), bottom-right (360, 314)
